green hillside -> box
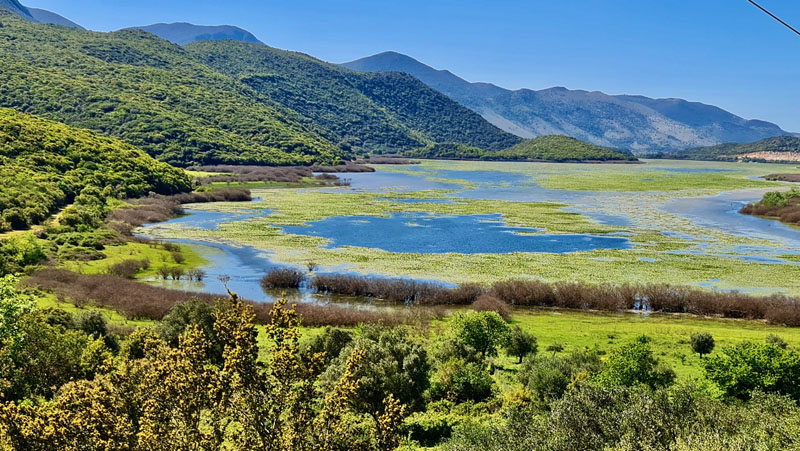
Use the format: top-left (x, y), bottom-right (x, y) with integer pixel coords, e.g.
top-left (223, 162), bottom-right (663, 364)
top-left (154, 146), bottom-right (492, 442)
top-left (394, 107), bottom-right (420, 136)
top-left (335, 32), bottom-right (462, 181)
top-left (672, 136), bottom-right (800, 161)
top-left (409, 135), bottom-right (637, 162)
top-left (185, 40), bottom-right (521, 153)
top-left (0, 108), bottom-right (191, 231)
top-left (0, 13), bottom-right (344, 166)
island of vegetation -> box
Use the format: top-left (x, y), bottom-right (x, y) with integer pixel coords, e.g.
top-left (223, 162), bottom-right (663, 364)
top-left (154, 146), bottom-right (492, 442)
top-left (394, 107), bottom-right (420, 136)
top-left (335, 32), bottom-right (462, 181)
top-left (408, 135), bottom-right (638, 162)
top-left (741, 187), bottom-right (800, 228)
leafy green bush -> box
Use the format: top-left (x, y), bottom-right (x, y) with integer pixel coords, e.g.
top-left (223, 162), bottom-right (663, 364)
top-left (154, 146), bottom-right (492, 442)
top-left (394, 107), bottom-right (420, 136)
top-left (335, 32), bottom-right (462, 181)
top-left (597, 335), bottom-right (675, 388)
top-left (504, 326), bottom-right (538, 364)
top-left (704, 341), bottom-right (800, 401)
top-left (690, 332), bottom-right (715, 358)
top-left (319, 326), bottom-right (430, 413)
top-left (429, 357), bottom-right (495, 403)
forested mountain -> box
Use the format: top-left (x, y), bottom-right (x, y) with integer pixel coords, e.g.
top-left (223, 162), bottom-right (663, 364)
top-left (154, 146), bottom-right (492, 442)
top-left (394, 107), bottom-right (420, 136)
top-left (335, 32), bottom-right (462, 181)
top-left (185, 41), bottom-right (522, 153)
top-left (0, 108), bottom-right (191, 231)
top-left (131, 23), bottom-right (263, 45)
top-left (671, 136), bottom-right (800, 162)
top-left (343, 52), bottom-right (791, 153)
top-left (409, 135), bottom-right (636, 162)
top-left (0, 13), bottom-right (345, 166)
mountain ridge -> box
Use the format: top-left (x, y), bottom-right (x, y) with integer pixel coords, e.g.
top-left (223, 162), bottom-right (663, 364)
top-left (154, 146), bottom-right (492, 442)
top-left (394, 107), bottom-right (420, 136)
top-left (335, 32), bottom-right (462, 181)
top-left (130, 23), bottom-right (264, 46)
top-left (0, 0), bottom-right (83, 28)
top-left (342, 51), bottom-right (791, 153)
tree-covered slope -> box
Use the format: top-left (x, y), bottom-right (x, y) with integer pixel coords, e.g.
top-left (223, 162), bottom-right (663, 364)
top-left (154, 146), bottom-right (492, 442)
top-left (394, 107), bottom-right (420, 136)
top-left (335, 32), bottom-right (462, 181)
top-left (0, 108), bottom-right (192, 231)
top-left (672, 136), bottom-right (800, 162)
top-left (409, 135), bottom-right (636, 162)
top-left (0, 13), bottom-right (344, 166)
top-left (186, 40), bottom-right (521, 153)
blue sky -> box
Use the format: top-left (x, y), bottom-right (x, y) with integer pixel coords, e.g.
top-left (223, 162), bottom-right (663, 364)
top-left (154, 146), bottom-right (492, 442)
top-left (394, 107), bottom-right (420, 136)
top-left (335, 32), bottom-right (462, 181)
top-left (23, 0), bottom-right (800, 131)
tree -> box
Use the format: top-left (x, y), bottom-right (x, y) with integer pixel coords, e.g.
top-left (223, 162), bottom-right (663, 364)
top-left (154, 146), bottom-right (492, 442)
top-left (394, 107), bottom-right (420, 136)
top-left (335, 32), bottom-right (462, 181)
top-left (319, 326), bottom-right (430, 414)
top-left (690, 332), bottom-right (715, 358)
top-left (429, 357), bottom-right (495, 403)
top-left (597, 336), bottom-right (675, 389)
top-left (766, 334), bottom-right (788, 349)
top-left (449, 311), bottom-right (511, 359)
top-left (505, 326), bottom-right (538, 364)
top-left (546, 342), bottom-right (565, 357)
top-left (704, 341), bottom-right (800, 401)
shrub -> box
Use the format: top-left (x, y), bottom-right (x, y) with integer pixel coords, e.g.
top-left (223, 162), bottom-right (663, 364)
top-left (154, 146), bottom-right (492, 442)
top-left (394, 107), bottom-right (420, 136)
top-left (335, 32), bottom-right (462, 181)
top-left (119, 327), bottom-right (162, 360)
top-left (766, 334), bottom-right (788, 349)
top-left (597, 336), bottom-right (676, 389)
top-left (471, 294), bottom-right (510, 320)
top-left (704, 341), bottom-right (800, 401)
top-left (429, 357), bottom-right (495, 403)
top-left (319, 326), bottom-right (430, 414)
top-left (157, 299), bottom-right (221, 363)
top-left (518, 350), bottom-right (603, 404)
top-left (171, 251), bottom-right (185, 264)
top-left (504, 326), bottom-right (537, 364)
top-left (261, 268), bottom-right (305, 289)
top-left (303, 327), bottom-right (353, 364)
top-left (186, 268), bottom-right (206, 281)
top-left (690, 332), bottom-right (715, 358)
top-left (107, 259), bottom-right (149, 279)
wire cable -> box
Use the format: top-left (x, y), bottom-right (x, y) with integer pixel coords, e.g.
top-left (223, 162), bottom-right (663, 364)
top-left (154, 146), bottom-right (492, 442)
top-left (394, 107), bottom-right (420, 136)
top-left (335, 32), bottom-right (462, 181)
top-left (747, 0), bottom-right (800, 37)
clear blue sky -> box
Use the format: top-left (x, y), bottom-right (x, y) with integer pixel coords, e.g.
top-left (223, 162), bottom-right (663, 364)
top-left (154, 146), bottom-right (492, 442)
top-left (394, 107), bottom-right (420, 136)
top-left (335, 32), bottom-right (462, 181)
top-left (23, 0), bottom-right (800, 131)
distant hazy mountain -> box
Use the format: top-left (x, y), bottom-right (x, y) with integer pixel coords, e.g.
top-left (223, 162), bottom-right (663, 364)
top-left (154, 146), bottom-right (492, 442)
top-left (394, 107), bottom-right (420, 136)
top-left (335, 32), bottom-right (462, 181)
top-left (672, 136), bottom-right (800, 162)
top-left (27, 7), bottom-right (84, 29)
top-left (131, 23), bottom-right (263, 46)
top-left (0, 0), bottom-right (82, 28)
top-left (343, 51), bottom-right (791, 153)
top-left (0, 0), bottom-right (34, 21)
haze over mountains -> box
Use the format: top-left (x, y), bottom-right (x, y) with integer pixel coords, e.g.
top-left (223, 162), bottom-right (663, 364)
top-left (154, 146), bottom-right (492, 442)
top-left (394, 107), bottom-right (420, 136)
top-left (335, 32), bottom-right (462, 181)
top-left (343, 52), bottom-right (791, 153)
top-left (0, 0), bottom-right (82, 28)
top-left (131, 23), bottom-right (263, 46)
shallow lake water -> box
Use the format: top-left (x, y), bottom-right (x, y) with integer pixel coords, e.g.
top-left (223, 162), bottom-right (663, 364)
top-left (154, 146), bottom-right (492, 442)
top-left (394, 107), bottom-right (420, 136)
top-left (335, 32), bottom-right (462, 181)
top-left (280, 212), bottom-right (631, 254)
top-left (139, 159), bottom-right (800, 298)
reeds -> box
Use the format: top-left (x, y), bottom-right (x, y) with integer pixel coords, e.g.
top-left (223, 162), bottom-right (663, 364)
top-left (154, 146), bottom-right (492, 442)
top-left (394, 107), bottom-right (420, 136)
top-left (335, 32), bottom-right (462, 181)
top-left (25, 269), bottom-right (433, 326)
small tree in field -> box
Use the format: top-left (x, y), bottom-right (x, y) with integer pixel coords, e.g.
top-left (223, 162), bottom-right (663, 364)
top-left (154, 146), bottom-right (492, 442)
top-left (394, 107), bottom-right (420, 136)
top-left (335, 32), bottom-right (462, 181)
top-left (505, 326), bottom-right (538, 364)
top-left (691, 332), bottom-right (715, 358)
top-left (546, 342), bottom-right (565, 357)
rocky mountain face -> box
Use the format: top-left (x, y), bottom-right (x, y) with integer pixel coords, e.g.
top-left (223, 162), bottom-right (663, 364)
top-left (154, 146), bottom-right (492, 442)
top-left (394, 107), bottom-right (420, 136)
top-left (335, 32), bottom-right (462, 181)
top-left (343, 52), bottom-right (790, 153)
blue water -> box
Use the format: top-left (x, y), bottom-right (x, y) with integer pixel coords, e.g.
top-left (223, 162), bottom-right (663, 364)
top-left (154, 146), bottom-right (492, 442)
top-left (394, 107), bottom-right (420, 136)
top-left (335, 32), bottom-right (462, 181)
top-left (280, 212), bottom-right (630, 254)
top-left (143, 209), bottom-right (270, 231)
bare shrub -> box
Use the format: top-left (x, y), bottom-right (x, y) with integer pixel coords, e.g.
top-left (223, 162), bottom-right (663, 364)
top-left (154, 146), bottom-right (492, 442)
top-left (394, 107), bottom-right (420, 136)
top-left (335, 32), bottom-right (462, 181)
top-left (187, 269), bottom-right (206, 281)
top-left (171, 251), bottom-right (185, 264)
top-left (261, 268), bottom-right (306, 289)
top-left (491, 279), bottom-right (556, 306)
top-left (471, 294), bottom-right (511, 320)
top-left (107, 259), bottom-right (150, 279)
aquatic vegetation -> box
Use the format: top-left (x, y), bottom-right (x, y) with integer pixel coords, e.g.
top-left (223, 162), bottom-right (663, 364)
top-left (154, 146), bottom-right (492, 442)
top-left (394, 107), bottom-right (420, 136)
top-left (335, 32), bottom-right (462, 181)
top-left (141, 160), bottom-right (800, 295)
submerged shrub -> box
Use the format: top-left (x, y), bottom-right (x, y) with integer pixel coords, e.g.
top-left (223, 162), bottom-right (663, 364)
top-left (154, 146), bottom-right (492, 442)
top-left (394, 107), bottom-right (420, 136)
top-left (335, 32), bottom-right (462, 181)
top-left (261, 268), bottom-right (306, 289)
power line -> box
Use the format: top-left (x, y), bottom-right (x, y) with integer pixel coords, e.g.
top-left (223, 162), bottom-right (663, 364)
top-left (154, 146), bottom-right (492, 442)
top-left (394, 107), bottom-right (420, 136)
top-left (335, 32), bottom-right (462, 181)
top-left (747, 0), bottom-right (800, 37)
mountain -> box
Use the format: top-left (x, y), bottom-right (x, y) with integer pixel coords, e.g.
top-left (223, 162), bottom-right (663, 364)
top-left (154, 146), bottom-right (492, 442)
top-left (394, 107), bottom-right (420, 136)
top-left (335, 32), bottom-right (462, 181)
top-left (185, 40), bottom-right (522, 153)
top-left (27, 7), bottom-right (84, 29)
top-left (0, 0), bottom-right (83, 28)
top-left (408, 135), bottom-right (636, 162)
top-left (0, 0), bottom-right (33, 20)
top-left (131, 23), bottom-right (263, 45)
top-left (0, 107), bottom-right (192, 231)
top-left (671, 136), bottom-right (800, 162)
top-left (0, 13), bottom-right (344, 166)
top-left (343, 52), bottom-right (791, 153)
